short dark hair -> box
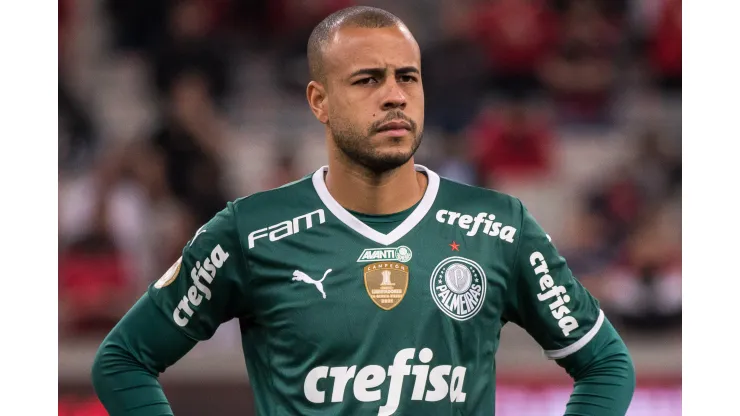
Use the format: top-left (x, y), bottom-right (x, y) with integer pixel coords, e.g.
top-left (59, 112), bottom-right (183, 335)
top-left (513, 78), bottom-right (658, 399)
top-left (307, 6), bottom-right (405, 84)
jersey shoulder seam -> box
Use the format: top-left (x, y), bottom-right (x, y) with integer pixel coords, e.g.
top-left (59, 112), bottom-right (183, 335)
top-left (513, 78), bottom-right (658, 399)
top-left (233, 174), bottom-right (313, 204)
top-left (438, 176), bottom-right (513, 199)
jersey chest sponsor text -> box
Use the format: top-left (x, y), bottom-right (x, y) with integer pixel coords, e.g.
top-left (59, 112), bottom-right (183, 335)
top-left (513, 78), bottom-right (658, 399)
top-left (435, 210), bottom-right (517, 243)
top-left (303, 348), bottom-right (466, 416)
top-left (247, 209), bottom-right (326, 249)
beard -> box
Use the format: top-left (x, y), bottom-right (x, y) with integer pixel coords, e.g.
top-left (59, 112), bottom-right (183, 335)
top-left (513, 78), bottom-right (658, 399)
top-left (329, 111), bottom-right (423, 174)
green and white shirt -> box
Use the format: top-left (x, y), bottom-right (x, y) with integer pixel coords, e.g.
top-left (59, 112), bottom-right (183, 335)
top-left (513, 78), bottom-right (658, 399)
top-left (147, 165), bottom-right (604, 415)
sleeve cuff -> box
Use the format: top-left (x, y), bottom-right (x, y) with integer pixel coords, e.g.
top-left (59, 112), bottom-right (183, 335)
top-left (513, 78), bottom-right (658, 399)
top-left (543, 309), bottom-right (605, 360)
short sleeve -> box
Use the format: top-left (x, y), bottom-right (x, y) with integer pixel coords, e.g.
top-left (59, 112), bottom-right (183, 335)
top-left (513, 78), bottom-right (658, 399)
top-left (147, 202), bottom-right (249, 340)
top-left (504, 202), bottom-right (604, 360)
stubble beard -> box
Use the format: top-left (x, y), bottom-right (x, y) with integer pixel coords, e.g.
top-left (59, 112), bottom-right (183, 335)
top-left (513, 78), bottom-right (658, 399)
top-left (330, 120), bottom-right (424, 175)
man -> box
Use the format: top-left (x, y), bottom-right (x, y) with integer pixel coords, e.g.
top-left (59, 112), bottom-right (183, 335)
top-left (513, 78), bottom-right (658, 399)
top-left (92, 6), bottom-right (635, 415)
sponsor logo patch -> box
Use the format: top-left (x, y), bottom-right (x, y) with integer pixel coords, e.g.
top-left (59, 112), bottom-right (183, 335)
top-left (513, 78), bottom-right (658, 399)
top-left (357, 246), bottom-right (413, 263)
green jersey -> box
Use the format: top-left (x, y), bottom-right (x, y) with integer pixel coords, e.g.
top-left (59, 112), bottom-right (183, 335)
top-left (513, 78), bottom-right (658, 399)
top-left (147, 165), bottom-right (603, 416)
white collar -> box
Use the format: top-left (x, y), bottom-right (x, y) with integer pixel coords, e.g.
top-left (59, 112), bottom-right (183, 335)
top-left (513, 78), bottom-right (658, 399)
top-left (312, 164), bottom-right (440, 246)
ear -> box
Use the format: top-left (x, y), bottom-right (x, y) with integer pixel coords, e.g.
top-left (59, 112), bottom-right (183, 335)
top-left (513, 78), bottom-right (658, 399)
top-left (306, 80), bottom-right (329, 124)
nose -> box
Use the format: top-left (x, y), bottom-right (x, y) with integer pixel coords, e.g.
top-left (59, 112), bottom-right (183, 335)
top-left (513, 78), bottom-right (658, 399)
top-left (381, 81), bottom-right (407, 111)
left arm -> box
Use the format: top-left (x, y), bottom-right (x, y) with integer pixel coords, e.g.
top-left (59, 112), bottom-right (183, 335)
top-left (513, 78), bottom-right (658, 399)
top-left (557, 318), bottom-right (635, 415)
top-left (504, 202), bottom-right (635, 415)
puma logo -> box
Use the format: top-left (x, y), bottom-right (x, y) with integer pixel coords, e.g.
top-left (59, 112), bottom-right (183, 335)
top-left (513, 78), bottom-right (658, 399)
top-left (292, 269), bottom-right (332, 299)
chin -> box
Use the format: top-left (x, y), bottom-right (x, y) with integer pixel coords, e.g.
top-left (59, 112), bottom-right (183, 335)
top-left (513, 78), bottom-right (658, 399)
top-left (378, 147), bottom-right (414, 160)
top-left (337, 130), bottom-right (422, 173)
top-left (361, 150), bottom-right (415, 173)
top-left (373, 132), bottom-right (414, 148)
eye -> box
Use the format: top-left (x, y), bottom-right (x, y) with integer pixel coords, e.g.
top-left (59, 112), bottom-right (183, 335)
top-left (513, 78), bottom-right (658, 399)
top-left (353, 77), bottom-right (378, 85)
top-left (398, 75), bottom-right (418, 83)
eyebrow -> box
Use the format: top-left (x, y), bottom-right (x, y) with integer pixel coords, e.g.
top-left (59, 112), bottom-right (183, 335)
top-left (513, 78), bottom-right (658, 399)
top-left (348, 66), bottom-right (420, 79)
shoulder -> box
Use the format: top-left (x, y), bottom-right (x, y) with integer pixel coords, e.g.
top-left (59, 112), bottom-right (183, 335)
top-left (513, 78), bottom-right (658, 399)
top-left (233, 173), bottom-right (314, 207)
top-left (229, 172), bottom-right (329, 248)
top-left (435, 175), bottom-right (524, 223)
top-left (230, 173), bottom-right (317, 220)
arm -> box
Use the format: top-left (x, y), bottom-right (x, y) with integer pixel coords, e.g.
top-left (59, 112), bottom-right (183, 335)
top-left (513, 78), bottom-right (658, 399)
top-left (504, 202), bottom-right (635, 415)
top-left (92, 202), bottom-right (250, 415)
top-left (91, 295), bottom-right (196, 415)
top-left (558, 319), bottom-right (635, 416)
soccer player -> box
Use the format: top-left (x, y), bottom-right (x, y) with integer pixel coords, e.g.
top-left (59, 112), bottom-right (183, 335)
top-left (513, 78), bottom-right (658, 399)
top-left (92, 6), bottom-right (635, 415)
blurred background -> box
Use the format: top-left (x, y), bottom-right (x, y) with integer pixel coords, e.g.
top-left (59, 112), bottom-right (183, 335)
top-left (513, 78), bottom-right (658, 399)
top-left (58, 0), bottom-right (681, 414)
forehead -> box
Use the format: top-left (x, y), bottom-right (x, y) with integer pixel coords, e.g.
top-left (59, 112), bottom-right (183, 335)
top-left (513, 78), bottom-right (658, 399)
top-left (324, 25), bottom-right (421, 77)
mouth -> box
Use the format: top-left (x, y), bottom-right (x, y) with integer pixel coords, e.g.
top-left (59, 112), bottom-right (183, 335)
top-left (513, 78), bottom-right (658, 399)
top-left (375, 120), bottom-right (412, 137)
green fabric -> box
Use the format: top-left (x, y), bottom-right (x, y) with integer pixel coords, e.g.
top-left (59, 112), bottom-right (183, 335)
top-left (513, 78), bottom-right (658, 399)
top-left (92, 298), bottom-right (635, 416)
top-left (347, 199), bottom-right (419, 233)
top-left (559, 318), bottom-right (636, 415)
top-left (91, 168), bottom-right (636, 415)
top-left (92, 294), bottom-right (196, 416)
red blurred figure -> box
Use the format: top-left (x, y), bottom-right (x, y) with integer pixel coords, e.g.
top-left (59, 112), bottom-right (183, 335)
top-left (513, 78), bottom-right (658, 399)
top-left (59, 396), bottom-right (109, 416)
top-left (470, 0), bottom-right (557, 96)
top-left (539, 0), bottom-right (619, 124)
top-left (649, 0), bottom-right (682, 90)
top-left (469, 101), bottom-right (553, 186)
top-left (59, 0), bottom-right (73, 57)
top-left (59, 234), bottom-right (134, 336)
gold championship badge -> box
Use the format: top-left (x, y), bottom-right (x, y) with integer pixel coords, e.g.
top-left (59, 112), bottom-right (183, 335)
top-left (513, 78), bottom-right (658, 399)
top-left (363, 262), bottom-right (409, 310)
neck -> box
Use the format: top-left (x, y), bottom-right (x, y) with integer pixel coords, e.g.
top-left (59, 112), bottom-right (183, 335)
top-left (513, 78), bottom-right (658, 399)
top-left (325, 157), bottom-right (427, 215)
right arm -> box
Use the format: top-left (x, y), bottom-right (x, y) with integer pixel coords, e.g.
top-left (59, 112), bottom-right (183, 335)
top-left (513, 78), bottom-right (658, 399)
top-left (92, 202), bottom-right (249, 415)
top-left (91, 295), bottom-right (197, 415)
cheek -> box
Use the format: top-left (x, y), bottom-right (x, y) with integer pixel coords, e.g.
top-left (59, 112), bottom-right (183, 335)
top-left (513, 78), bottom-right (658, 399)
top-left (327, 99), bottom-right (349, 123)
top-left (409, 99), bottom-right (424, 125)
top-left (413, 86), bottom-right (425, 107)
top-left (405, 86), bottom-right (424, 112)
top-left (329, 108), bottom-right (366, 132)
top-left (330, 93), bottom-right (378, 130)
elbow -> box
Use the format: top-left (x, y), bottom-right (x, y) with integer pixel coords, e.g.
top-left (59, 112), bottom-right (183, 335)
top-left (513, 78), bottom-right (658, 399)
top-left (619, 349), bottom-right (638, 409)
top-left (91, 334), bottom-right (127, 396)
top-left (625, 349), bottom-right (637, 392)
top-left (613, 335), bottom-right (637, 391)
top-left (604, 343), bottom-right (637, 398)
top-left (576, 337), bottom-right (637, 392)
top-left (604, 341), bottom-right (637, 390)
